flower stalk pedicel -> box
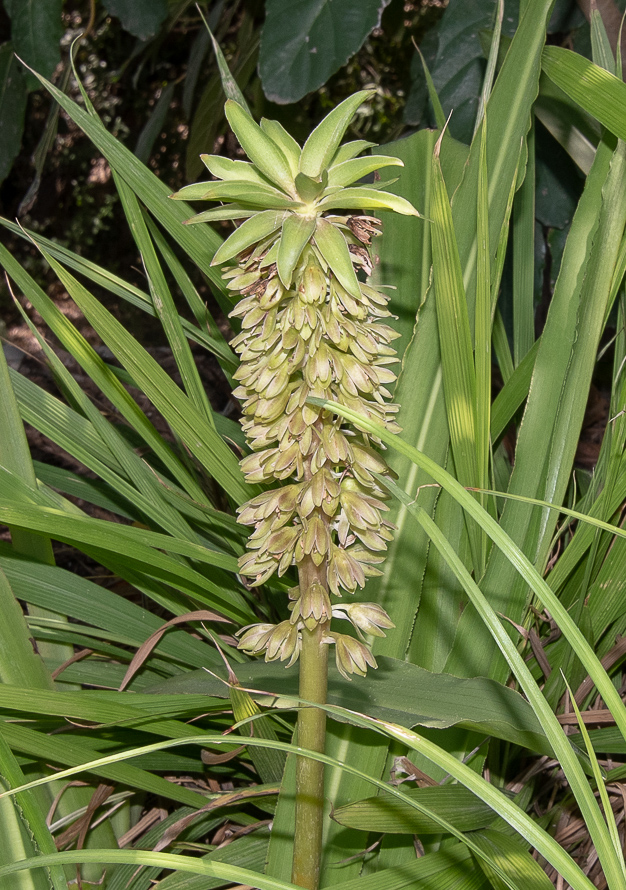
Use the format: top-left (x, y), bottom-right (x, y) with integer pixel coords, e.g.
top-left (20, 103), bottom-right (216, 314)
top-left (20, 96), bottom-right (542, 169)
top-left (171, 90), bottom-right (418, 889)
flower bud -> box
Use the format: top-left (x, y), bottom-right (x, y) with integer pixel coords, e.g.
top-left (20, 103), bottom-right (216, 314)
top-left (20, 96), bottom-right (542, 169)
top-left (330, 632), bottom-right (377, 679)
top-left (290, 581), bottom-right (332, 631)
top-left (332, 602), bottom-right (394, 638)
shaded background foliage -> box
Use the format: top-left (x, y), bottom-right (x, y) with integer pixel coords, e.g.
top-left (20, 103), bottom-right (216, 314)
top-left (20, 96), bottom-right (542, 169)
top-left (0, 0), bottom-right (614, 349)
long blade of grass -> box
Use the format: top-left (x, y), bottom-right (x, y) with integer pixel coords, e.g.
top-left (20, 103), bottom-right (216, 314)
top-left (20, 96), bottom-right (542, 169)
top-left (512, 122), bottom-right (536, 366)
top-left (431, 132), bottom-right (480, 571)
top-left (0, 733), bottom-right (596, 890)
top-left (310, 396), bottom-right (626, 743)
top-left (0, 735), bottom-right (68, 890)
top-left (115, 176), bottom-right (217, 427)
top-left (475, 115), bottom-right (492, 565)
top-left (0, 217), bottom-right (237, 370)
top-left (21, 64), bottom-right (229, 297)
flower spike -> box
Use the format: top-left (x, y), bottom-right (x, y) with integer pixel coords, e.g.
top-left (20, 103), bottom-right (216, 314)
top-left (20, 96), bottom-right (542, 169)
top-left (175, 93), bottom-right (420, 675)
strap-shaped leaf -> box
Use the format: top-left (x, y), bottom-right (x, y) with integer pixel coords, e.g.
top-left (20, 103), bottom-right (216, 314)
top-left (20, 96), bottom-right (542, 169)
top-left (327, 155), bottom-right (403, 188)
top-left (334, 784), bottom-right (498, 835)
top-left (260, 118), bottom-right (302, 177)
top-left (276, 215), bottom-right (316, 287)
top-left (541, 47), bottom-right (626, 141)
top-left (314, 218), bottom-right (360, 297)
top-left (212, 210), bottom-right (287, 266)
top-left (318, 187), bottom-right (419, 216)
top-left (330, 139), bottom-right (376, 166)
top-left (172, 180), bottom-right (297, 210)
top-left (225, 99), bottom-right (296, 194)
top-left (184, 205), bottom-right (257, 225)
top-left (300, 90), bottom-right (375, 178)
top-left (200, 156), bottom-right (276, 186)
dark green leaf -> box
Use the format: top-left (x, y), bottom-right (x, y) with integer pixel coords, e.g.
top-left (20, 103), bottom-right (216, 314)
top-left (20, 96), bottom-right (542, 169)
top-left (101, 0), bottom-right (168, 40)
top-left (259, 0), bottom-right (391, 104)
top-left (5, 0), bottom-right (62, 86)
top-left (0, 44), bottom-right (27, 186)
top-left (150, 656), bottom-right (550, 754)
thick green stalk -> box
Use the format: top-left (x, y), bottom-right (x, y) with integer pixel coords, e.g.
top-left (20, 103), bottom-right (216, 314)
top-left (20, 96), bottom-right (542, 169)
top-left (292, 557), bottom-right (329, 890)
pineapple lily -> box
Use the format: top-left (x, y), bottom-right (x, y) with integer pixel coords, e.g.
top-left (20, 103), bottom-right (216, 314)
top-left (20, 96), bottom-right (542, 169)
top-left (171, 90), bottom-right (418, 889)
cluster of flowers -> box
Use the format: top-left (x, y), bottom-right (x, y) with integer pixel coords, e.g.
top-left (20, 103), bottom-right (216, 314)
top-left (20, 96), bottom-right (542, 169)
top-left (172, 91), bottom-right (418, 678)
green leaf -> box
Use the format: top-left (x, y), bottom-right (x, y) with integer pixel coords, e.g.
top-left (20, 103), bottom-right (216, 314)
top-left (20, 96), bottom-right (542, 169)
top-left (590, 8), bottom-right (615, 74)
top-left (276, 215), bottom-right (316, 287)
top-left (171, 179), bottom-right (296, 209)
top-left (261, 119), bottom-right (302, 177)
top-left (318, 186), bottom-right (419, 215)
top-left (0, 848), bottom-right (300, 890)
top-left (224, 99), bottom-right (295, 194)
top-left (101, 0), bottom-right (168, 40)
top-left (300, 90), bottom-right (375, 178)
top-left (0, 734), bottom-right (68, 890)
top-left (471, 829), bottom-right (555, 890)
top-left (541, 46), bottom-right (626, 141)
top-left (333, 784), bottom-right (498, 835)
top-left (183, 205), bottom-right (257, 224)
top-left (430, 133), bottom-right (479, 565)
top-left (0, 45), bottom-right (27, 185)
top-left (153, 656), bottom-right (550, 755)
top-left (259, 1), bottom-right (390, 104)
top-left (212, 210), bottom-right (287, 265)
top-left (327, 155), bottom-right (404, 188)
top-left (200, 155), bottom-right (277, 186)
top-left (313, 218), bottom-right (360, 296)
top-left (331, 140), bottom-right (377, 165)
top-left (5, 0), bottom-right (62, 87)
top-left (512, 122), bottom-right (536, 366)
top-left (201, 14), bottom-right (251, 114)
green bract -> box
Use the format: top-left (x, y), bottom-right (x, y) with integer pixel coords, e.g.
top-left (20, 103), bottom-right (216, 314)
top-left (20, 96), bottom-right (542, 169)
top-left (172, 90), bottom-right (418, 291)
top-left (171, 92), bottom-right (418, 678)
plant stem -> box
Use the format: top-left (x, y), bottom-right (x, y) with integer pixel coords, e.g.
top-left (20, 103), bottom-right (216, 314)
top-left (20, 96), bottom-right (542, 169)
top-left (292, 556), bottom-right (329, 890)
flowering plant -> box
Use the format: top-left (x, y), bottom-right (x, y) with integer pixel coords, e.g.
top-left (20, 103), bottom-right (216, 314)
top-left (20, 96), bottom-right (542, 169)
top-left (172, 90), bottom-right (418, 680)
